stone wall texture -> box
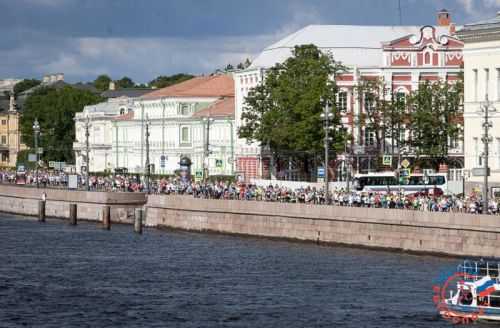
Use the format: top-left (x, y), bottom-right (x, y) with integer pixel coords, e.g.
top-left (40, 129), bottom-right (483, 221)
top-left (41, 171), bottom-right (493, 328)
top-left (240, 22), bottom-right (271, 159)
top-left (0, 185), bottom-right (146, 223)
top-left (146, 195), bottom-right (500, 258)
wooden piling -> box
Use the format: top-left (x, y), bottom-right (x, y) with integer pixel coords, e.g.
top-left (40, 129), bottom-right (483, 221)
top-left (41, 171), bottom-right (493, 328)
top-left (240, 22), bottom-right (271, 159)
top-left (134, 208), bottom-right (143, 234)
top-left (38, 200), bottom-right (46, 222)
top-left (102, 205), bottom-right (111, 230)
top-left (69, 203), bottom-right (77, 225)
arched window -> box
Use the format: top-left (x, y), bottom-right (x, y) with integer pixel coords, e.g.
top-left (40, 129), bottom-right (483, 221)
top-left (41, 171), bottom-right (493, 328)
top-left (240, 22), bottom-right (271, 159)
top-left (424, 52), bottom-right (431, 65)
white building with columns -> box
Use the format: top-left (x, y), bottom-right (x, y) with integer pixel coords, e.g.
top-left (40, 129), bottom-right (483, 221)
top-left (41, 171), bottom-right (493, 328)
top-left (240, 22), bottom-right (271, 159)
top-left (111, 74), bottom-right (236, 176)
top-left (457, 12), bottom-right (500, 193)
top-left (235, 9), bottom-right (464, 181)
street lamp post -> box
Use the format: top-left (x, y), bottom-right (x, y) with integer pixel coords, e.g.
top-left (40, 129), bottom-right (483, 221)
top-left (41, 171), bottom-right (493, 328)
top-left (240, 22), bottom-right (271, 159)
top-left (145, 115), bottom-right (151, 194)
top-left (203, 117), bottom-right (214, 182)
top-left (32, 119), bottom-right (40, 189)
top-left (85, 115), bottom-right (90, 191)
top-left (320, 101), bottom-right (334, 204)
top-left (478, 94), bottom-right (495, 213)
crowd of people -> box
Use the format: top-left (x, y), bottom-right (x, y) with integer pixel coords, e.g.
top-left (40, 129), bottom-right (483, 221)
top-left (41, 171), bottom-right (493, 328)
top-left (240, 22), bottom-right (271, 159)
top-left (2, 169), bottom-right (499, 215)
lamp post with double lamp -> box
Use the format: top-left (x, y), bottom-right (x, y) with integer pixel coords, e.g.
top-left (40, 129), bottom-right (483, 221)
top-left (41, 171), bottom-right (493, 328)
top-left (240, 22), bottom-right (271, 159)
top-left (145, 115), bottom-right (151, 194)
top-left (320, 100), bottom-right (334, 204)
top-left (202, 116), bottom-right (214, 182)
top-left (85, 115), bottom-right (90, 191)
top-left (32, 119), bottom-right (40, 188)
top-left (477, 94), bottom-right (496, 213)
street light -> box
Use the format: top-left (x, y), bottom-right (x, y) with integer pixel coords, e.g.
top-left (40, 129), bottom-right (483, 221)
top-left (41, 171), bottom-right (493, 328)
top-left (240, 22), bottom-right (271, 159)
top-left (202, 116), bottom-right (214, 182)
top-left (477, 94), bottom-right (496, 213)
top-left (32, 118), bottom-right (40, 189)
top-left (320, 100), bottom-right (334, 204)
top-left (85, 115), bottom-right (90, 191)
top-left (145, 115), bottom-right (151, 194)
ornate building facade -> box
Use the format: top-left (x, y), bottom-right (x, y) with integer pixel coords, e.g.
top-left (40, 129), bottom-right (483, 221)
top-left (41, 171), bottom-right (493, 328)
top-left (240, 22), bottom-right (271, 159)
top-left (235, 10), bottom-right (464, 181)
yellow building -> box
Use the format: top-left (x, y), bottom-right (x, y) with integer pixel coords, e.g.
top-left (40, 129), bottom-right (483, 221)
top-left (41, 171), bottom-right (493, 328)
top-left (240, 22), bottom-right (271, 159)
top-left (0, 94), bottom-right (25, 168)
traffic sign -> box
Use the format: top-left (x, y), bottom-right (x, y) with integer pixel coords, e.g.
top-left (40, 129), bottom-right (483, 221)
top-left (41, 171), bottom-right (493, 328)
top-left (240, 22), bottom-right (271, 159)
top-left (215, 159), bottom-right (223, 168)
top-left (382, 155), bottom-right (392, 166)
top-left (401, 159), bottom-right (410, 168)
top-left (317, 167), bottom-right (325, 178)
top-left (195, 169), bottom-right (203, 182)
top-left (28, 154), bottom-right (37, 162)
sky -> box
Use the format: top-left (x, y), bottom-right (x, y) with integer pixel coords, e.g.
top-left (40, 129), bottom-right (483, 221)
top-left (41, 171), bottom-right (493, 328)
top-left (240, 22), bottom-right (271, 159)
top-left (1, 0), bottom-right (499, 84)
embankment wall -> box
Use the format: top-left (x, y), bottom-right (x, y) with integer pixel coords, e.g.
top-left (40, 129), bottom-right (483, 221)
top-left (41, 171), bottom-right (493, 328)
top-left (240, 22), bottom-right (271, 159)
top-left (146, 195), bottom-right (500, 257)
top-left (0, 185), bottom-right (146, 223)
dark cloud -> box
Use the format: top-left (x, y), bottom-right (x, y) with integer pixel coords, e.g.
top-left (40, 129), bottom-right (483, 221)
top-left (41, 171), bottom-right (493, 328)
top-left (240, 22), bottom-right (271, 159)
top-left (0, 0), bottom-right (497, 82)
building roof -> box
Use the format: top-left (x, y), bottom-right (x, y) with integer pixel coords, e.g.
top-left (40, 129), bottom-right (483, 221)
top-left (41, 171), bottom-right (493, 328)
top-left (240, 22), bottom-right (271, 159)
top-left (457, 12), bottom-right (500, 34)
top-left (101, 88), bottom-right (153, 99)
top-left (142, 74), bottom-right (234, 99)
top-left (192, 97), bottom-right (235, 118)
top-left (250, 24), bottom-right (453, 69)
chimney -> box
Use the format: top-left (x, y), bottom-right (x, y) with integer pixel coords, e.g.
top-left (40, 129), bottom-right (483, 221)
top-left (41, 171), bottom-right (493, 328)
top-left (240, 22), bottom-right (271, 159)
top-left (50, 74), bottom-right (57, 83)
top-left (42, 75), bottom-right (50, 84)
top-left (56, 73), bottom-right (64, 81)
top-left (437, 9), bottom-right (451, 26)
top-left (109, 81), bottom-right (116, 91)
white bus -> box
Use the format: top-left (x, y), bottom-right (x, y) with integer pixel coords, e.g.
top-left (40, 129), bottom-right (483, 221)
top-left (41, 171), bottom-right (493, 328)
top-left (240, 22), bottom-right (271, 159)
top-left (352, 172), bottom-right (448, 195)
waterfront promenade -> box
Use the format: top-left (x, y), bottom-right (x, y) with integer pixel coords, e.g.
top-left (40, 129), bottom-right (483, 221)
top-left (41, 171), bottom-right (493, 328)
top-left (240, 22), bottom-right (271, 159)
top-left (0, 184), bottom-right (499, 258)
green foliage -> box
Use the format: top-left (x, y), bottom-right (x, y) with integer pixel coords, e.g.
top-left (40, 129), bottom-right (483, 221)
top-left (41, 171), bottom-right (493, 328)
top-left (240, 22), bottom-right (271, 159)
top-left (149, 74), bottom-right (194, 89)
top-left (407, 79), bottom-right (463, 162)
top-left (238, 44), bottom-right (347, 160)
top-left (14, 79), bottom-right (41, 95)
top-left (15, 149), bottom-right (36, 170)
top-left (115, 76), bottom-right (135, 89)
top-left (20, 86), bottom-right (104, 163)
top-left (93, 74), bottom-right (112, 91)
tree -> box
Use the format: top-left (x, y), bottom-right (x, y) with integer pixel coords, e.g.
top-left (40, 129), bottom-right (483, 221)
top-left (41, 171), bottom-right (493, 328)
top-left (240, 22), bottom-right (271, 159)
top-left (14, 79), bottom-right (41, 95)
top-left (115, 76), bottom-right (135, 89)
top-left (20, 86), bottom-right (104, 163)
top-left (149, 74), bottom-right (194, 89)
top-left (407, 78), bottom-right (463, 166)
top-left (238, 44), bottom-right (347, 179)
top-left (93, 74), bottom-right (112, 91)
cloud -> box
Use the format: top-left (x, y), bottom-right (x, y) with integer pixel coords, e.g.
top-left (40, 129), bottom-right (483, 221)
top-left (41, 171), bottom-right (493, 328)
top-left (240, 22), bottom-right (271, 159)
top-left (456, 0), bottom-right (500, 19)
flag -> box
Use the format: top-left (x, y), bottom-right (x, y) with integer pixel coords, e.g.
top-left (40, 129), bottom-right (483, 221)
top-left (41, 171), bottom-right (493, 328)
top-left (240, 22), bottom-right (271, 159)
top-left (474, 276), bottom-right (499, 297)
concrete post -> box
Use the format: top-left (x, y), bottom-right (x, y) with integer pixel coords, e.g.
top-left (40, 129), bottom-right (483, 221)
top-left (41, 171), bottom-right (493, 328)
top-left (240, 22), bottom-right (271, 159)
top-left (102, 205), bottom-right (111, 230)
top-left (69, 203), bottom-right (77, 225)
top-left (134, 208), bottom-right (143, 234)
top-left (38, 200), bottom-right (45, 222)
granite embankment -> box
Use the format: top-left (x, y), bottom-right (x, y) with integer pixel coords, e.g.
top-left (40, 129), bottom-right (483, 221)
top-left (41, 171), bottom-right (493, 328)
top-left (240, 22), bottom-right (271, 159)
top-left (0, 185), bottom-right (146, 223)
top-left (0, 184), bottom-right (499, 257)
top-left (146, 195), bottom-right (500, 257)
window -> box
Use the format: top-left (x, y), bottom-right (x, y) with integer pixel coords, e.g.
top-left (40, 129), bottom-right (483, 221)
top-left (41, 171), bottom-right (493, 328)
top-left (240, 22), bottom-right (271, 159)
top-left (364, 128), bottom-right (376, 146)
top-left (338, 92), bottom-right (348, 112)
top-left (485, 68), bottom-right (490, 100)
top-left (1, 153), bottom-right (8, 162)
top-left (424, 51), bottom-right (431, 65)
top-left (1, 120), bottom-right (6, 125)
top-left (1, 136), bottom-right (6, 145)
top-left (473, 69), bottom-right (478, 101)
top-left (179, 104), bottom-right (190, 116)
top-left (364, 93), bottom-right (375, 112)
top-left (180, 126), bottom-right (191, 144)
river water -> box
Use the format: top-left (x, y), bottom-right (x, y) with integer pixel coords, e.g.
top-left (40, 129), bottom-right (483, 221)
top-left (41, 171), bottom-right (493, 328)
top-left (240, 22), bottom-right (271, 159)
top-left (0, 213), bottom-right (484, 327)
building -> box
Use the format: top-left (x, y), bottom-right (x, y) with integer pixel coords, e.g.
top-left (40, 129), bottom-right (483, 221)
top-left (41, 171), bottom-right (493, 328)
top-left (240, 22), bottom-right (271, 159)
top-left (0, 80), bottom-right (25, 168)
top-left (109, 74), bottom-right (235, 177)
top-left (235, 10), bottom-right (463, 181)
top-left (457, 12), bottom-right (500, 193)
top-left (73, 95), bottom-right (148, 173)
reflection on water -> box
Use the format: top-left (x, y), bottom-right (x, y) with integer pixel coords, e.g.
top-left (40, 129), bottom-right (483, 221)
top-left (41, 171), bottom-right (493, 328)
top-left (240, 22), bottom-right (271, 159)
top-left (0, 213), bottom-right (472, 327)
